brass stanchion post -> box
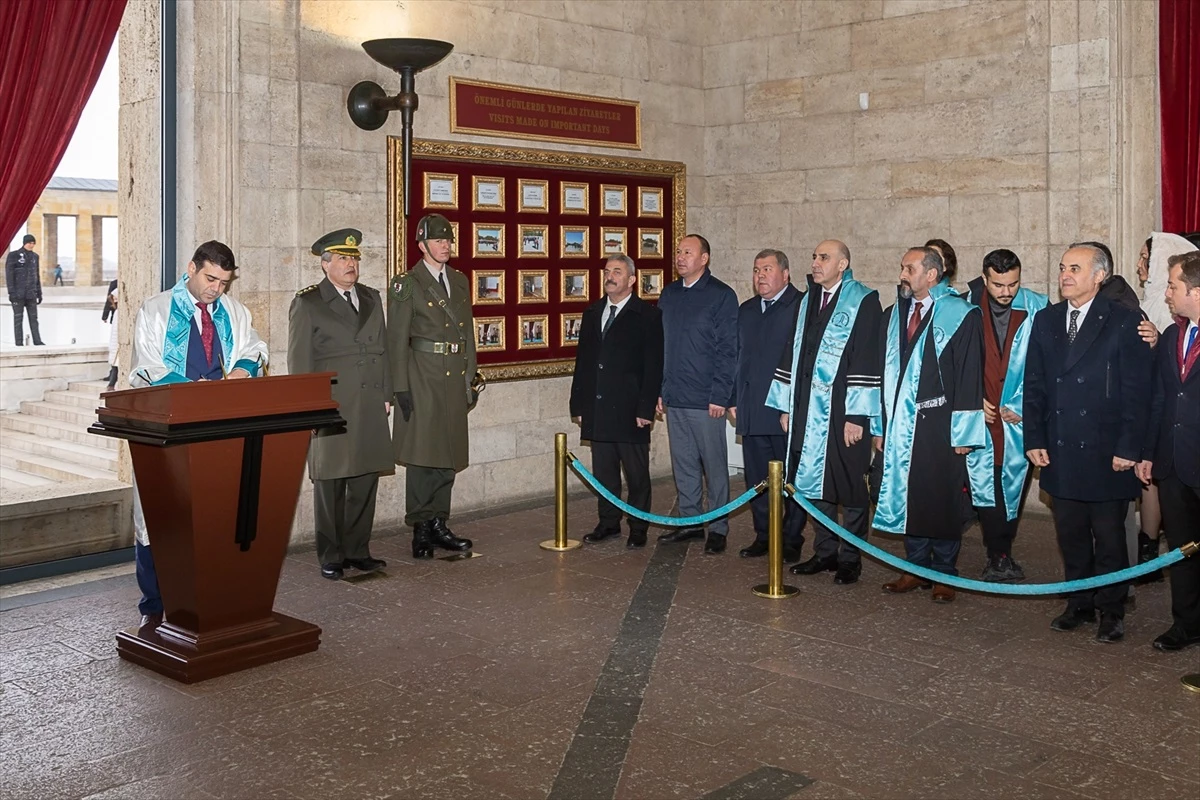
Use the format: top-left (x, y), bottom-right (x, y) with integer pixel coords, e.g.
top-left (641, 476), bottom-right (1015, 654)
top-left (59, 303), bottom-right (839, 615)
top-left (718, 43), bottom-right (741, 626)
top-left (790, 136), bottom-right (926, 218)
top-left (540, 432), bottom-right (582, 551)
top-left (752, 460), bottom-right (799, 599)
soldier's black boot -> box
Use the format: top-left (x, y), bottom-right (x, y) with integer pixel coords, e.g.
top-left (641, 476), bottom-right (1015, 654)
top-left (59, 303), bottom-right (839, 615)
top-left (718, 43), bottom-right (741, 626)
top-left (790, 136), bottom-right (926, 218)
top-left (412, 521), bottom-right (435, 560)
top-left (429, 517), bottom-right (472, 552)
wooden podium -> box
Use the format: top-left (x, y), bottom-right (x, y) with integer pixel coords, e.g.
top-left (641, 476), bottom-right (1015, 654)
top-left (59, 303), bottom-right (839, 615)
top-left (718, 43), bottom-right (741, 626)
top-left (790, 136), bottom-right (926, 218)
top-left (90, 374), bottom-right (344, 683)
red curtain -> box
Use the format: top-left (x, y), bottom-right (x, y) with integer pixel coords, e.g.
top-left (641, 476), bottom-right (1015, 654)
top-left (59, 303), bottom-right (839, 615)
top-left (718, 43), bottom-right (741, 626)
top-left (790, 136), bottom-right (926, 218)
top-left (0, 0), bottom-right (126, 248)
top-left (1161, 0), bottom-right (1200, 234)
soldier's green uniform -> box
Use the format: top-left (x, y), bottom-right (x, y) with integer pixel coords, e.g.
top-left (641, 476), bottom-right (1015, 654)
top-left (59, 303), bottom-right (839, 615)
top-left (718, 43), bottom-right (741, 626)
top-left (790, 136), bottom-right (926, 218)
top-left (289, 229), bottom-right (393, 579)
top-left (388, 214), bottom-right (477, 558)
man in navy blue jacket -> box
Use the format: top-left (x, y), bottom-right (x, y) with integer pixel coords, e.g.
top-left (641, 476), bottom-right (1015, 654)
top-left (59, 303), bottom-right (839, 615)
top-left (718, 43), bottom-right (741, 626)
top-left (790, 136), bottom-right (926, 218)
top-left (656, 234), bottom-right (739, 554)
top-left (730, 249), bottom-right (806, 561)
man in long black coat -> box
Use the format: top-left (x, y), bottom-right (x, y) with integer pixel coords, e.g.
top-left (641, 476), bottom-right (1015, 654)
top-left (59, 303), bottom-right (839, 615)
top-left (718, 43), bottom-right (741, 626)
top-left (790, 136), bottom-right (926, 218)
top-left (1025, 244), bottom-right (1153, 643)
top-left (6, 234), bottom-right (44, 346)
top-left (570, 254), bottom-right (664, 548)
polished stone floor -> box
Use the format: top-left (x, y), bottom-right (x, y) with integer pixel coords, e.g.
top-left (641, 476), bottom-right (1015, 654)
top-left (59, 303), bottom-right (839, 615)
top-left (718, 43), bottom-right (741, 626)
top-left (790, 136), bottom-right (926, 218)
top-left (2, 488), bottom-right (1198, 800)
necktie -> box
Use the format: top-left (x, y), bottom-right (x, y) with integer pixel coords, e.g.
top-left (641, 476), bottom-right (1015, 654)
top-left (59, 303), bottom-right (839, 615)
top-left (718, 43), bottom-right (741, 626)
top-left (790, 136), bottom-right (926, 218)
top-left (196, 302), bottom-right (214, 363)
top-left (602, 305), bottom-right (617, 337)
top-left (344, 290), bottom-right (357, 315)
top-left (438, 271), bottom-right (448, 297)
top-left (1186, 326), bottom-right (1198, 358)
top-left (763, 299), bottom-right (774, 313)
top-left (1067, 309), bottom-right (1079, 345)
top-left (821, 291), bottom-right (831, 311)
top-left (906, 301), bottom-right (924, 342)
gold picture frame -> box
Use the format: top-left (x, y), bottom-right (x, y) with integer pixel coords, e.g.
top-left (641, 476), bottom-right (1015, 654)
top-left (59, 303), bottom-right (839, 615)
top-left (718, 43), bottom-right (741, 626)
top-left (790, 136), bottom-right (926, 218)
top-left (472, 270), bottom-right (505, 305)
top-left (518, 314), bottom-right (549, 350)
top-left (473, 223), bottom-right (505, 258)
top-left (638, 227), bottom-right (664, 259)
top-left (560, 182), bottom-right (589, 215)
top-left (601, 227), bottom-right (627, 257)
top-left (424, 173), bottom-right (459, 210)
top-left (450, 221), bottom-right (460, 257)
top-left (639, 186), bottom-right (664, 218)
top-left (518, 224), bottom-right (549, 258)
top-left (518, 269), bottom-right (550, 303)
top-left (561, 313), bottom-right (583, 347)
top-left (600, 184), bottom-right (627, 216)
top-left (638, 268), bottom-right (664, 299)
top-left (472, 176), bottom-right (505, 211)
top-left (518, 178), bottom-right (549, 212)
top-left (475, 316), bottom-right (505, 352)
top-left (561, 226), bottom-right (589, 258)
top-left (561, 269), bottom-right (590, 302)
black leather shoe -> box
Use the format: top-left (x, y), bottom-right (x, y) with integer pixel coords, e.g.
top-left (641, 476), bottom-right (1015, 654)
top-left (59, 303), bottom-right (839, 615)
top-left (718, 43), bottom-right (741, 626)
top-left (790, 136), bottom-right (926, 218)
top-left (321, 563), bottom-right (344, 580)
top-left (1152, 624), bottom-right (1200, 651)
top-left (833, 563), bottom-right (861, 585)
top-left (704, 533), bottom-right (726, 554)
top-left (790, 554), bottom-right (838, 575)
top-left (412, 521), bottom-right (435, 560)
top-left (739, 540), bottom-right (769, 558)
top-left (626, 531), bottom-right (647, 549)
top-left (1050, 606), bottom-right (1096, 632)
top-left (583, 527), bottom-right (621, 544)
top-left (344, 557), bottom-right (386, 573)
top-left (139, 612), bottom-right (163, 629)
top-left (783, 546), bottom-right (802, 564)
top-left (429, 517), bottom-right (472, 552)
top-left (658, 528), bottom-right (704, 543)
top-left (1095, 615), bottom-right (1125, 643)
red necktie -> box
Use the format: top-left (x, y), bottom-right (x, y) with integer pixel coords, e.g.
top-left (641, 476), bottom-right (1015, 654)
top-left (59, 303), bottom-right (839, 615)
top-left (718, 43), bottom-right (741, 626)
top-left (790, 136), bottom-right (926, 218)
top-left (906, 301), bottom-right (924, 342)
top-left (197, 302), bottom-right (214, 363)
top-left (821, 290), bottom-right (831, 311)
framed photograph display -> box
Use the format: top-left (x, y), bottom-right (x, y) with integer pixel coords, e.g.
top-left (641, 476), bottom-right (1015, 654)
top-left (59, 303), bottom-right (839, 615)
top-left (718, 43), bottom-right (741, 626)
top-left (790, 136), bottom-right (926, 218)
top-left (518, 224), bottom-right (548, 258)
top-left (638, 228), bottom-right (664, 259)
top-left (518, 315), bottom-right (549, 350)
top-left (390, 137), bottom-right (685, 381)
top-left (561, 313), bottom-right (583, 346)
top-left (600, 184), bottom-right (627, 216)
top-left (518, 179), bottom-right (549, 212)
top-left (475, 317), bottom-right (505, 352)
top-left (473, 223), bottom-right (505, 258)
top-left (518, 270), bottom-right (549, 303)
top-left (473, 176), bottom-right (505, 211)
top-left (450, 221), bottom-right (460, 257)
top-left (561, 182), bottom-right (589, 215)
top-left (639, 186), bottom-right (663, 217)
top-left (473, 270), bottom-right (505, 305)
top-left (601, 227), bottom-right (627, 256)
top-left (638, 268), bottom-right (664, 299)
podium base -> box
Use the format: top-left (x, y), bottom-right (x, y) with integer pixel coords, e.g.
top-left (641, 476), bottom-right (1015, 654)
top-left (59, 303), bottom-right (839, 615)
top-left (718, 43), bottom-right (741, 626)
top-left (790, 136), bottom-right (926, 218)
top-left (116, 611), bottom-right (321, 684)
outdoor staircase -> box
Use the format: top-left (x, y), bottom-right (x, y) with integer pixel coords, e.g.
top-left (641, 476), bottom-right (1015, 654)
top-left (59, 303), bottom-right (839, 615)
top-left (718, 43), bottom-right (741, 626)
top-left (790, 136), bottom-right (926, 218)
top-left (0, 380), bottom-right (117, 492)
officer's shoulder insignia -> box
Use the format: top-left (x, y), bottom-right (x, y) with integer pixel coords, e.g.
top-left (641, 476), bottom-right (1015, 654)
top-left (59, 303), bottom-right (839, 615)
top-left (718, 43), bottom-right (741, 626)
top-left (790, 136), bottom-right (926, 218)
top-left (296, 284), bottom-right (318, 297)
top-left (390, 274), bottom-right (413, 301)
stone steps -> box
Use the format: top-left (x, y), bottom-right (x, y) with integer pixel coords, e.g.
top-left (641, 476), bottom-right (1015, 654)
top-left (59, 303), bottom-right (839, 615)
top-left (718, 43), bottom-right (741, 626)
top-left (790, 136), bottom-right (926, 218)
top-left (18, 399), bottom-right (105, 428)
top-left (43, 386), bottom-right (105, 410)
top-left (0, 410), bottom-right (116, 449)
top-left (0, 429), bottom-right (117, 474)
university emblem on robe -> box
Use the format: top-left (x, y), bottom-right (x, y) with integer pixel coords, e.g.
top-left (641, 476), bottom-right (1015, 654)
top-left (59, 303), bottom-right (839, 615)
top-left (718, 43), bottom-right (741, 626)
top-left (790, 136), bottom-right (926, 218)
top-left (933, 326), bottom-right (947, 344)
top-left (832, 311), bottom-right (850, 328)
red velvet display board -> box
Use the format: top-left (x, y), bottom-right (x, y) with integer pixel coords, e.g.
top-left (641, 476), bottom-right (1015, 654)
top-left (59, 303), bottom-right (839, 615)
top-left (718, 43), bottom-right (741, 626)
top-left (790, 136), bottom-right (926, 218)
top-left (388, 139), bottom-right (686, 381)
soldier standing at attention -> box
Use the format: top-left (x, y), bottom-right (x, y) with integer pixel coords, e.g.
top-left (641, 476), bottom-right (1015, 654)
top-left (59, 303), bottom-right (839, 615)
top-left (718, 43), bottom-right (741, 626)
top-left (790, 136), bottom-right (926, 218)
top-left (289, 229), bottom-right (393, 580)
top-left (389, 214), bottom-right (477, 559)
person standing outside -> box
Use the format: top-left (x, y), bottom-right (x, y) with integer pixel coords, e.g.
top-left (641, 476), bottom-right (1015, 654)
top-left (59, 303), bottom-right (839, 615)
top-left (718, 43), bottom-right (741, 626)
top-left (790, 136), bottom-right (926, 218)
top-left (6, 234), bottom-right (44, 345)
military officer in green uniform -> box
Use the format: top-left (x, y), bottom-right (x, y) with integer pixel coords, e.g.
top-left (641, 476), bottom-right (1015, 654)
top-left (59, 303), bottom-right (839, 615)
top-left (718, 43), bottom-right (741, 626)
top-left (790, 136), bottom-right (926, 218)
top-left (289, 228), bottom-right (393, 580)
top-left (389, 214), bottom-right (476, 558)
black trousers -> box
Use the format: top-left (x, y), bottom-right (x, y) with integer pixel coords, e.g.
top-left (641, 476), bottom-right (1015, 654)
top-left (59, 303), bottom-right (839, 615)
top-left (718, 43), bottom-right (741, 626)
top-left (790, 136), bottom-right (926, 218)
top-left (592, 440), bottom-right (650, 535)
top-left (1051, 496), bottom-right (1130, 618)
top-left (11, 299), bottom-right (42, 345)
top-left (1159, 472), bottom-right (1200, 633)
top-left (405, 465), bottom-right (456, 526)
top-left (313, 473), bottom-right (379, 565)
top-left (744, 434), bottom-right (805, 546)
top-left (811, 501), bottom-right (868, 565)
top-left (976, 464), bottom-right (1032, 557)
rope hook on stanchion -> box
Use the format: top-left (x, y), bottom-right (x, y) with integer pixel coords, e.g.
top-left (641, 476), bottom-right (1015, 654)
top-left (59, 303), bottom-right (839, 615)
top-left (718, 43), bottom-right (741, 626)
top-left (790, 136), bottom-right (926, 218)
top-left (751, 460), bottom-right (799, 599)
top-left (540, 432), bottom-right (582, 551)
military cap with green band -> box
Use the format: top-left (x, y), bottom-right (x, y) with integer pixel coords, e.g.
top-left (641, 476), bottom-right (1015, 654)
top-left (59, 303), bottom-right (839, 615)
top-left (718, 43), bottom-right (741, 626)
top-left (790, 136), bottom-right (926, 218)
top-left (311, 228), bottom-right (363, 258)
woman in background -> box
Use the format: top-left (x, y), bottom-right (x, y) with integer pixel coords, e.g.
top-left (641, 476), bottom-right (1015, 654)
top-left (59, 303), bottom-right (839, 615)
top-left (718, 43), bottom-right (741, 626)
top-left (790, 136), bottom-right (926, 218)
top-left (102, 279), bottom-right (118, 390)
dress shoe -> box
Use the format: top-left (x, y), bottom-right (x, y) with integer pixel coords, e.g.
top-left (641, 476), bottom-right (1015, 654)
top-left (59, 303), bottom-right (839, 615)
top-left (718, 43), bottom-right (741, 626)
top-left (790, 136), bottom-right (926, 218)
top-left (704, 533), bottom-right (727, 554)
top-left (739, 540), bottom-right (769, 558)
top-left (626, 531), bottom-right (647, 549)
top-left (1135, 532), bottom-right (1163, 584)
top-left (658, 528), bottom-right (704, 544)
top-left (981, 554), bottom-right (1025, 582)
top-left (881, 574), bottom-right (931, 593)
top-left (1152, 624), bottom-right (1200, 651)
top-left (790, 554), bottom-right (838, 576)
top-left (1050, 606), bottom-right (1096, 632)
top-left (931, 584), bottom-right (955, 603)
top-left (1095, 614), bottom-right (1124, 643)
top-left (412, 521), bottom-right (435, 560)
top-left (783, 546), bottom-right (802, 564)
top-left (344, 557), bottom-right (386, 573)
top-left (320, 563), bottom-right (344, 580)
top-left (583, 527), bottom-right (621, 544)
top-left (429, 517), bottom-right (472, 552)
top-left (833, 563), bottom-right (861, 585)
top-left (139, 612), bottom-right (163, 629)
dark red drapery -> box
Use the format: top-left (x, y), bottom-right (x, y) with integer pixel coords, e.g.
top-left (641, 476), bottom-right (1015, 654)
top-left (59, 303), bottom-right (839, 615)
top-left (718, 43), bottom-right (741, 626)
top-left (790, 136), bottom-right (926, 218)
top-left (1161, 0), bottom-right (1200, 234)
top-left (0, 0), bottom-right (126, 249)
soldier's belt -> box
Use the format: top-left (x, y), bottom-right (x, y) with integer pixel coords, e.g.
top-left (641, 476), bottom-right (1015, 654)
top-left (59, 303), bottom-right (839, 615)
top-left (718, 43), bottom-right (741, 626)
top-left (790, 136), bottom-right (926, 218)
top-left (410, 338), bottom-right (463, 355)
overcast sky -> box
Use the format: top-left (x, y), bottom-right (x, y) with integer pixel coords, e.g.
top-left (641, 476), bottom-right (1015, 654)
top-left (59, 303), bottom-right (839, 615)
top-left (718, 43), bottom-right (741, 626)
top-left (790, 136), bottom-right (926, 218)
top-left (56, 37), bottom-right (119, 181)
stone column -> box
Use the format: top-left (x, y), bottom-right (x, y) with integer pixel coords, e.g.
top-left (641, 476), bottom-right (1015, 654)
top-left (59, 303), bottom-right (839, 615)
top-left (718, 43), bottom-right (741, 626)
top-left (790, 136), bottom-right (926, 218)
top-left (76, 213), bottom-right (95, 286)
top-left (92, 216), bottom-right (106, 285)
top-left (43, 215), bottom-right (59, 283)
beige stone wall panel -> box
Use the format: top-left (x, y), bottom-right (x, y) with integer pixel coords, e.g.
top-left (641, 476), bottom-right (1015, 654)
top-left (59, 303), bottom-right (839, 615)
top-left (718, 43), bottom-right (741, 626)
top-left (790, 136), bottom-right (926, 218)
top-left (790, 201), bottom-right (855, 249)
top-left (744, 79), bottom-right (806, 121)
top-left (1077, 37), bottom-right (1110, 89)
top-left (854, 100), bottom-right (990, 163)
top-left (704, 86), bottom-right (745, 126)
top-left (269, 79), bottom-right (300, 147)
top-left (1048, 150), bottom-right (1080, 190)
top-left (648, 37), bottom-right (703, 88)
top-left (298, 82), bottom-right (345, 150)
top-left (766, 26), bottom-right (853, 82)
top-left (802, 0), bottom-right (884, 31)
top-left (851, 196), bottom-right (951, 248)
top-left (989, 93), bottom-right (1050, 156)
top-left (924, 48), bottom-right (1048, 104)
top-left (882, 0), bottom-right (971, 18)
top-left (805, 164), bottom-right (891, 202)
top-left (707, 171), bottom-right (807, 208)
top-left (779, 113), bottom-right (854, 170)
top-left (1048, 190), bottom-right (1080, 244)
top-left (240, 74), bottom-right (272, 144)
top-left (850, 1), bottom-right (1026, 69)
top-left (949, 194), bottom-right (1020, 246)
top-left (1049, 0), bottom-right (1078, 45)
top-left (802, 66), bottom-right (925, 115)
top-left (706, 121), bottom-right (780, 175)
top-left (1048, 89), bottom-right (1080, 152)
top-left (590, 27), bottom-right (650, 81)
top-left (1017, 190), bottom-right (1049, 245)
top-left (241, 20), bottom-right (272, 76)
top-left (735, 204), bottom-right (792, 252)
top-left (1077, 85), bottom-right (1112, 151)
top-left (703, 39), bottom-right (769, 89)
top-left (539, 18), bottom-right (597, 72)
top-left (891, 155), bottom-right (1046, 197)
top-left (1050, 43), bottom-right (1079, 92)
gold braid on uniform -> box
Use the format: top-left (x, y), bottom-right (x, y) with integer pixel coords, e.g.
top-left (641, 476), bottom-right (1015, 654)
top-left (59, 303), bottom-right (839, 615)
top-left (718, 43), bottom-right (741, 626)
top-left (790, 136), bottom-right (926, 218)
top-left (296, 284), bottom-right (318, 297)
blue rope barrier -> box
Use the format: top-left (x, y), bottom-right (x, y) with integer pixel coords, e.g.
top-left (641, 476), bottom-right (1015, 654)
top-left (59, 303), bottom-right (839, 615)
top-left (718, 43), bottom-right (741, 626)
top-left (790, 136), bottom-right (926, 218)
top-left (570, 456), bottom-right (760, 527)
top-left (789, 492), bottom-right (1188, 595)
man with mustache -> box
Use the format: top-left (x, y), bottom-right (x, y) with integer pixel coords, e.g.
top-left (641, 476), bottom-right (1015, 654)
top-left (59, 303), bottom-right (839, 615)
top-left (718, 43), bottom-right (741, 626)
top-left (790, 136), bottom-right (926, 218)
top-left (874, 247), bottom-right (985, 603)
top-left (570, 254), bottom-right (664, 549)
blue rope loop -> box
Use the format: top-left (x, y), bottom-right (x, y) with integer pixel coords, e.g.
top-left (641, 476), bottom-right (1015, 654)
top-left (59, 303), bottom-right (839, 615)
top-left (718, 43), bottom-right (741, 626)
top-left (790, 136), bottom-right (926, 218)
top-left (569, 456), bottom-right (761, 527)
top-left (789, 492), bottom-right (1187, 596)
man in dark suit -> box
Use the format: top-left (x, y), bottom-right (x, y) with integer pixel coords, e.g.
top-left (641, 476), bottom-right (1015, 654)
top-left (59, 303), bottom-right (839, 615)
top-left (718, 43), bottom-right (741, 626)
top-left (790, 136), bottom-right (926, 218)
top-left (1141, 251), bottom-right (1200, 651)
top-left (570, 254), bottom-right (664, 549)
top-left (730, 248), bottom-right (806, 562)
top-left (1025, 244), bottom-right (1154, 643)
